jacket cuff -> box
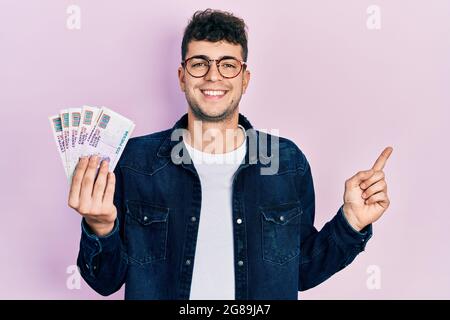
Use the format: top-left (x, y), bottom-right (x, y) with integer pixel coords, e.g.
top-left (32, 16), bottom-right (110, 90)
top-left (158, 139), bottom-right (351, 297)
top-left (80, 217), bottom-right (120, 255)
top-left (331, 205), bottom-right (373, 251)
top-left (79, 218), bottom-right (121, 277)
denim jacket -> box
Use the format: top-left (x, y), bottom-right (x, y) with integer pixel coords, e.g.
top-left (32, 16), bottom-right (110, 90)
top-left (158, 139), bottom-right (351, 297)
top-left (77, 113), bottom-right (372, 300)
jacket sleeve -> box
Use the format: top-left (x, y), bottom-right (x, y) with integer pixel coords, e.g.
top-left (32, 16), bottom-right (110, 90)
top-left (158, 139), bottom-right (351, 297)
top-left (295, 150), bottom-right (373, 291)
top-left (77, 165), bottom-right (128, 296)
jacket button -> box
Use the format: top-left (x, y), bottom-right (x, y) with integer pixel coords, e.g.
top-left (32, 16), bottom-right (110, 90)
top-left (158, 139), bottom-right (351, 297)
top-left (143, 216), bottom-right (148, 222)
top-left (191, 216), bottom-right (197, 222)
top-left (236, 218), bottom-right (242, 224)
top-left (238, 260), bottom-right (244, 267)
top-left (279, 216), bottom-right (285, 222)
top-left (185, 259), bottom-right (191, 266)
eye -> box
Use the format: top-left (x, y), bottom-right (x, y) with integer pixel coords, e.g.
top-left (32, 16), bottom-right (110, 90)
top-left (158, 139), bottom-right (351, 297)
top-left (220, 59), bottom-right (239, 69)
top-left (223, 63), bottom-right (237, 69)
top-left (189, 60), bottom-right (209, 68)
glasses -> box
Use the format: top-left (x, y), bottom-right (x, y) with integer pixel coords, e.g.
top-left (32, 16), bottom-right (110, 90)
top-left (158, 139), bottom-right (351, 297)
top-left (182, 55), bottom-right (246, 79)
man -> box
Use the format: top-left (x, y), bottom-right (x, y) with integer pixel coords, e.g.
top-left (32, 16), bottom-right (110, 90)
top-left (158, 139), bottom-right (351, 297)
top-left (69, 9), bottom-right (393, 300)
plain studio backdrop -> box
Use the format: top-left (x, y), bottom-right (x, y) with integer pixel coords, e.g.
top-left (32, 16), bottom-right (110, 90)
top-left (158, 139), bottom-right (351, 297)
top-left (0, 0), bottom-right (448, 299)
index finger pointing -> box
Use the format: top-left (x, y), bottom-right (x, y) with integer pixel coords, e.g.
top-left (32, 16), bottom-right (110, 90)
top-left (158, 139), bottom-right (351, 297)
top-left (372, 146), bottom-right (393, 171)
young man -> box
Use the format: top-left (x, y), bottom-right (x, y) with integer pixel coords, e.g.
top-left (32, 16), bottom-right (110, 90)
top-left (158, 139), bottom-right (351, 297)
top-left (69, 9), bottom-right (393, 300)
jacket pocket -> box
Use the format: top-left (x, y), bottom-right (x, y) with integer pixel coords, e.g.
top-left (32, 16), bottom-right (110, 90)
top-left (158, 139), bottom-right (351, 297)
top-left (261, 201), bottom-right (302, 265)
top-left (124, 200), bottom-right (169, 265)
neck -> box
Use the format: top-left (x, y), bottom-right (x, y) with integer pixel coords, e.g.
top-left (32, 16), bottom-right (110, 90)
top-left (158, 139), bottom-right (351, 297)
top-left (185, 110), bottom-right (245, 154)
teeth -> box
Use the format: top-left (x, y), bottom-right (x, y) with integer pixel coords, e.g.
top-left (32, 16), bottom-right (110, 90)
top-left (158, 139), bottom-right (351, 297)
top-left (202, 90), bottom-right (226, 96)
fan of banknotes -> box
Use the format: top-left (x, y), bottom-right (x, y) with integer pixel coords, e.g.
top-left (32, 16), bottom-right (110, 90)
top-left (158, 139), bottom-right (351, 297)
top-left (49, 106), bottom-right (135, 183)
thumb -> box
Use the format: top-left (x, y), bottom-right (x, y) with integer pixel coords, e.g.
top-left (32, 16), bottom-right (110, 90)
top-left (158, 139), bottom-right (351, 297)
top-left (347, 169), bottom-right (374, 188)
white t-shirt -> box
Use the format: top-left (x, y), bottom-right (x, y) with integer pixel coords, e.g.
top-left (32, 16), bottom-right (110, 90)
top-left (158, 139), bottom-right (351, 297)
top-left (185, 125), bottom-right (247, 300)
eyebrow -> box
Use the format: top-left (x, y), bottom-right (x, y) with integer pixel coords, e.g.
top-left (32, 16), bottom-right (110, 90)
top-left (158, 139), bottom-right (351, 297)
top-left (188, 55), bottom-right (240, 61)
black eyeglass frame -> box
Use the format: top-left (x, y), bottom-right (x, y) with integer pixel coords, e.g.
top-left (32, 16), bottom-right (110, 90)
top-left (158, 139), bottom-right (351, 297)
top-left (181, 55), bottom-right (247, 79)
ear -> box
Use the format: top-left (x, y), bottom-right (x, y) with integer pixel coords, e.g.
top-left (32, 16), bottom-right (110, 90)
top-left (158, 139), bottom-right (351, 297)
top-left (242, 69), bottom-right (251, 94)
top-left (178, 66), bottom-right (186, 92)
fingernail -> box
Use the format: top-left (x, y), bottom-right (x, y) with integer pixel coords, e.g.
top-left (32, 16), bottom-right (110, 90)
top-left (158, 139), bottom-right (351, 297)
top-left (360, 183), bottom-right (366, 189)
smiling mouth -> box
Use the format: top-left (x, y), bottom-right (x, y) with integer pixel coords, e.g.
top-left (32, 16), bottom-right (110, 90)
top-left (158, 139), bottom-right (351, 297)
top-left (200, 89), bottom-right (229, 99)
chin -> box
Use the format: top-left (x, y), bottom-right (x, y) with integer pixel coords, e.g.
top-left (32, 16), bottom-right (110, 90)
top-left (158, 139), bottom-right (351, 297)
top-left (192, 106), bottom-right (233, 122)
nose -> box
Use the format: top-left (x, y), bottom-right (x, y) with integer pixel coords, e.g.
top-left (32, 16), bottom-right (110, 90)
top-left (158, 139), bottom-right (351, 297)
top-left (204, 61), bottom-right (223, 81)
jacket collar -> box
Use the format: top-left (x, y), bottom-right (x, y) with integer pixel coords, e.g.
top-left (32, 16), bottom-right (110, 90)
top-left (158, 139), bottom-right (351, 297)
top-left (152, 113), bottom-right (258, 173)
top-left (156, 112), bottom-right (255, 157)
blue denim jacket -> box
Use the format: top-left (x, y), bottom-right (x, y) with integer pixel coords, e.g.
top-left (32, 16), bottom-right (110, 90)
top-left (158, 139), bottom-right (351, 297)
top-left (77, 113), bottom-right (372, 300)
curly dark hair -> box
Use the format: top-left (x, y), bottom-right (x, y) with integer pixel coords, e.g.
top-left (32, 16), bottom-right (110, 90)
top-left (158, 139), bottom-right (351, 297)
top-left (181, 9), bottom-right (248, 62)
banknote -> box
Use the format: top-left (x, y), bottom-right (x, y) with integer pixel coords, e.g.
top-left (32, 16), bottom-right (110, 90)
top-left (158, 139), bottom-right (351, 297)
top-left (66, 106), bottom-right (101, 178)
top-left (49, 115), bottom-right (69, 177)
top-left (67, 107), bottom-right (82, 177)
top-left (83, 107), bottom-right (136, 172)
top-left (77, 106), bottom-right (101, 156)
top-left (60, 109), bottom-right (70, 176)
top-left (49, 106), bottom-right (135, 183)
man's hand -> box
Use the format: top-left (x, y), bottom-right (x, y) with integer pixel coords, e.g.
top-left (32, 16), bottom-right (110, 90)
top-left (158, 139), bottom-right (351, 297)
top-left (68, 155), bottom-right (117, 236)
top-left (343, 147), bottom-right (393, 232)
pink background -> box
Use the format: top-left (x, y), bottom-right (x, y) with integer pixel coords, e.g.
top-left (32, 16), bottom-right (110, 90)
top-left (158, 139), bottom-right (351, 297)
top-left (0, 0), bottom-right (449, 299)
